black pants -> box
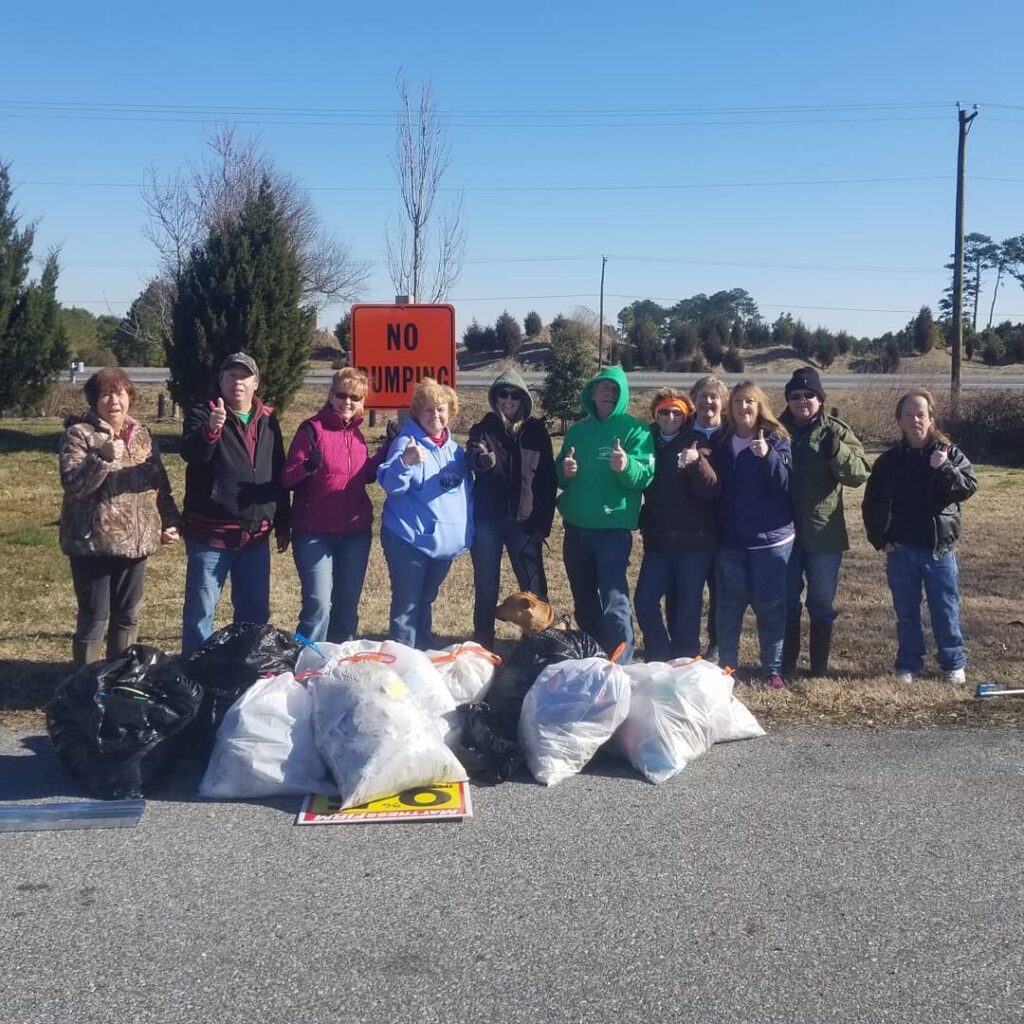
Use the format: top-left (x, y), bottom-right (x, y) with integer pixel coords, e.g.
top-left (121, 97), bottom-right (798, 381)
top-left (69, 555), bottom-right (147, 643)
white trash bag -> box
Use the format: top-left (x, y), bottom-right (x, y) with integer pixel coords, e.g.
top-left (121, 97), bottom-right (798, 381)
top-left (295, 638), bottom-right (381, 677)
top-left (199, 672), bottom-right (335, 799)
top-left (311, 659), bottom-right (467, 808)
top-left (426, 642), bottom-right (502, 703)
top-left (616, 658), bottom-right (763, 784)
top-left (519, 657), bottom-right (631, 786)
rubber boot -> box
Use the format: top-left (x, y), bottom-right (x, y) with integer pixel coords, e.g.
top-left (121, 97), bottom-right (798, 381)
top-left (72, 640), bottom-right (105, 667)
top-left (781, 617), bottom-right (801, 676)
top-left (809, 621), bottom-right (833, 677)
top-left (106, 625), bottom-right (139, 660)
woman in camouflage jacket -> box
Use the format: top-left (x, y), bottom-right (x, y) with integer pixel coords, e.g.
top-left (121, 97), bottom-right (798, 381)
top-left (59, 369), bottom-right (181, 665)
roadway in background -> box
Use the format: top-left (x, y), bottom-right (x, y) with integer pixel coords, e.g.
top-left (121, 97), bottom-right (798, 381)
top-left (91, 367), bottom-right (1024, 391)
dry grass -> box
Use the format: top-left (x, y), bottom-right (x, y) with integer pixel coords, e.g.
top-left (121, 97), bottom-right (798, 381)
top-left (2, 383), bottom-right (1023, 730)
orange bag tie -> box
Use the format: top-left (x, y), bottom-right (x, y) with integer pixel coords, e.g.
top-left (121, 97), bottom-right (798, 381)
top-left (429, 643), bottom-right (502, 667)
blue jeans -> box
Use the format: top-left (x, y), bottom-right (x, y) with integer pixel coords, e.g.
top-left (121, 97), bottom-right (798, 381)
top-left (635, 548), bottom-right (714, 662)
top-left (885, 546), bottom-right (966, 673)
top-left (715, 540), bottom-right (794, 675)
top-left (786, 547), bottom-right (843, 624)
top-left (471, 519), bottom-right (548, 644)
top-left (292, 530), bottom-right (372, 643)
top-left (381, 528), bottom-right (454, 650)
top-left (182, 538), bottom-right (271, 656)
top-left (562, 524), bottom-right (634, 664)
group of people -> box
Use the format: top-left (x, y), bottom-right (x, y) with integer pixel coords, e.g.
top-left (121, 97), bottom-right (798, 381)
top-left (58, 352), bottom-right (978, 687)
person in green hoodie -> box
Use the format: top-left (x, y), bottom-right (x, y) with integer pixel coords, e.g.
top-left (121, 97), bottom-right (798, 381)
top-left (555, 365), bottom-right (655, 663)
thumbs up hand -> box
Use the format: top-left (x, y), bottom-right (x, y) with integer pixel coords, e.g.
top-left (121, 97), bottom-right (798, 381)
top-left (472, 439), bottom-right (497, 472)
top-left (929, 444), bottom-right (949, 470)
top-left (678, 439), bottom-right (699, 469)
top-left (209, 397), bottom-right (227, 433)
top-left (750, 428), bottom-right (769, 458)
top-left (562, 446), bottom-right (578, 479)
top-left (609, 437), bottom-right (628, 473)
top-left (401, 435), bottom-right (426, 466)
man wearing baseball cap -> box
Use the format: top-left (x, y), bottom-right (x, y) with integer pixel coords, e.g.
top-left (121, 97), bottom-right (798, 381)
top-left (779, 366), bottom-right (869, 676)
top-left (179, 352), bottom-right (290, 654)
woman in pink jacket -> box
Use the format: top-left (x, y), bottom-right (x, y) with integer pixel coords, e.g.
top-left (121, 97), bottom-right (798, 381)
top-left (281, 367), bottom-right (385, 642)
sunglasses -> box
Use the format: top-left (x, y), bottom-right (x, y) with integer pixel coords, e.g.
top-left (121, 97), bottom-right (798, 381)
top-left (333, 392), bottom-right (361, 402)
top-left (788, 390), bottom-right (818, 401)
top-left (656, 408), bottom-right (684, 417)
top-left (496, 389), bottom-right (522, 400)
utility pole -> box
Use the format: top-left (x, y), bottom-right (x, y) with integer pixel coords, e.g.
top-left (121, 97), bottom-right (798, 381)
top-left (952, 104), bottom-right (978, 404)
top-left (597, 254), bottom-right (608, 368)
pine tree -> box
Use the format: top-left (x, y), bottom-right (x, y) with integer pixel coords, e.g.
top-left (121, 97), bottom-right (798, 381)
top-left (0, 162), bottom-right (69, 412)
top-left (524, 310), bottom-right (543, 337)
top-left (168, 179), bottom-right (314, 411)
top-left (540, 320), bottom-right (596, 432)
top-left (494, 310), bottom-right (523, 359)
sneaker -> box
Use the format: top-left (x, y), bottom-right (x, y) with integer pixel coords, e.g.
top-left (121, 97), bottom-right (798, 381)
top-left (943, 668), bottom-right (966, 685)
top-left (767, 673), bottom-right (786, 690)
top-left (894, 671), bottom-right (914, 684)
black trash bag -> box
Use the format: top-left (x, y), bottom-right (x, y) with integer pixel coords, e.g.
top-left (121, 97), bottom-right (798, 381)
top-left (184, 623), bottom-right (301, 746)
top-left (448, 702), bottom-right (524, 785)
top-left (483, 628), bottom-right (605, 739)
top-left (46, 645), bottom-right (203, 800)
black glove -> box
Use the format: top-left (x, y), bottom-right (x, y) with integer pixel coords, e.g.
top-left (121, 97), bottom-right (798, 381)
top-left (818, 426), bottom-right (839, 460)
top-left (304, 446), bottom-right (324, 474)
top-left (385, 420), bottom-right (399, 443)
top-left (477, 448), bottom-right (497, 471)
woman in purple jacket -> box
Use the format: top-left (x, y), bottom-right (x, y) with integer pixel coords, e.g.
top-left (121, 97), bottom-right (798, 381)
top-left (281, 368), bottom-right (385, 642)
top-left (711, 381), bottom-right (794, 688)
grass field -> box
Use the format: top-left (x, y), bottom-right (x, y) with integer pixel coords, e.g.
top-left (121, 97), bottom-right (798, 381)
top-left (2, 382), bottom-right (1022, 729)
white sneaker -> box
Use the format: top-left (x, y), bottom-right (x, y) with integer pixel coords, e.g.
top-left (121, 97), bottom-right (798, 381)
top-left (894, 671), bottom-right (914, 684)
top-left (943, 668), bottom-right (966, 685)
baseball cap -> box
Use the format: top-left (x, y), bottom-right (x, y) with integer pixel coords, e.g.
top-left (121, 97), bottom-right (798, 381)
top-left (220, 352), bottom-right (259, 379)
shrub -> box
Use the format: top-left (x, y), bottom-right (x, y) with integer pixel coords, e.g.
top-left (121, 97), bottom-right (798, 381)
top-left (721, 346), bottom-right (745, 372)
top-left (945, 392), bottom-right (1024, 464)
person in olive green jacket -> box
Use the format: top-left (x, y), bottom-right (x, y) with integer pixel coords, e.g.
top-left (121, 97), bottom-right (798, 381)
top-left (555, 365), bottom-right (655, 663)
top-left (778, 367), bottom-right (870, 675)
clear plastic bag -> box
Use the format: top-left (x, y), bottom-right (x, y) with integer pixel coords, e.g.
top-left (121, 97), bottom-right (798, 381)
top-left (518, 657), bottom-right (631, 786)
top-left (615, 658), bottom-right (762, 784)
top-left (199, 672), bottom-right (334, 799)
top-left (427, 642), bottom-right (502, 703)
top-left (311, 659), bottom-right (467, 808)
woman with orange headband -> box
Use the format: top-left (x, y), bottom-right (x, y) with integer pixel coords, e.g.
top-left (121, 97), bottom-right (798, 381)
top-left (634, 387), bottom-right (720, 661)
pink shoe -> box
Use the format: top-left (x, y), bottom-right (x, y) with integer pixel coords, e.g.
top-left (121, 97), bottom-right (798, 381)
top-left (767, 673), bottom-right (786, 690)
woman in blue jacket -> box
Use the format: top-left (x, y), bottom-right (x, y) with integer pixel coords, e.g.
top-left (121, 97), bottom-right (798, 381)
top-left (377, 377), bottom-right (473, 649)
top-left (711, 381), bottom-right (794, 688)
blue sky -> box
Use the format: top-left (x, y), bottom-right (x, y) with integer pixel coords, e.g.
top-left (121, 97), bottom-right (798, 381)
top-left (2, 0), bottom-right (1023, 342)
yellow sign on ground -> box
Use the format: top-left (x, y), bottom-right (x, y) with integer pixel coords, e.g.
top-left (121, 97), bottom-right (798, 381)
top-left (295, 782), bottom-right (472, 825)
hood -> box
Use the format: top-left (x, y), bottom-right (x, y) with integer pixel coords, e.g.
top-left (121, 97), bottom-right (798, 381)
top-left (581, 364), bottom-right (629, 420)
top-left (488, 367), bottom-right (533, 420)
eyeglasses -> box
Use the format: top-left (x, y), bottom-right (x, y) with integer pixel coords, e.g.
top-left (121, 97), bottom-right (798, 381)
top-left (788, 390), bottom-right (817, 401)
top-left (496, 389), bottom-right (522, 400)
top-left (656, 408), bottom-right (683, 417)
top-left (333, 392), bottom-right (361, 402)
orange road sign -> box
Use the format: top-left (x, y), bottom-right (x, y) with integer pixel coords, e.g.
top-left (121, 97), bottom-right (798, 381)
top-left (350, 303), bottom-right (457, 409)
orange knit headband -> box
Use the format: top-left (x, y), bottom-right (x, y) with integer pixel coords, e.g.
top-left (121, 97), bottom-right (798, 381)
top-left (653, 397), bottom-right (693, 418)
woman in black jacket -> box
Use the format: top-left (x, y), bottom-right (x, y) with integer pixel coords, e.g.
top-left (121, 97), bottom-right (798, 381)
top-left (862, 388), bottom-right (977, 685)
top-left (634, 388), bottom-right (719, 661)
top-left (466, 370), bottom-right (557, 649)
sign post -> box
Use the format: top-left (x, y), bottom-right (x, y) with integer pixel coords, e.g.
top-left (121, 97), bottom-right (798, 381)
top-left (350, 303), bottom-right (457, 410)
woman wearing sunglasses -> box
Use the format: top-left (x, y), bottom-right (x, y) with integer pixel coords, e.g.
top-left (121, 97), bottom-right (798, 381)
top-left (281, 367), bottom-right (385, 643)
top-left (634, 388), bottom-right (719, 662)
top-left (465, 369), bottom-right (557, 649)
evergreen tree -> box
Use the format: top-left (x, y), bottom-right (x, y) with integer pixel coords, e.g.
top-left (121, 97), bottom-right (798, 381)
top-left (540, 320), bottom-right (596, 432)
top-left (494, 310), bottom-right (523, 358)
top-left (524, 310), bottom-right (543, 337)
top-left (0, 162), bottom-right (68, 412)
top-left (168, 179), bottom-right (314, 411)
top-left (333, 311), bottom-right (351, 355)
top-left (113, 278), bottom-right (172, 366)
top-left (912, 306), bottom-right (939, 354)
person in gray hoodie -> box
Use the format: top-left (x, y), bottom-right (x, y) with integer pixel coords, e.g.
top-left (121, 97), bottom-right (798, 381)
top-left (465, 369), bottom-right (557, 649)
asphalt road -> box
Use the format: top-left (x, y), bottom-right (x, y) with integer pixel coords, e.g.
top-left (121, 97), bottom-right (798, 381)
top-left (88, 366), bottom-right (1024, 391)
top-left (2, 724), bottom-right (1022, 1024)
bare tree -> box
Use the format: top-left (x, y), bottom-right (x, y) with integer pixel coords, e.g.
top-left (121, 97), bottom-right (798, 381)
top-left (385, 78), bottom-right (466, 303)
top-left (142, 128), bottom-right (370, 309)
